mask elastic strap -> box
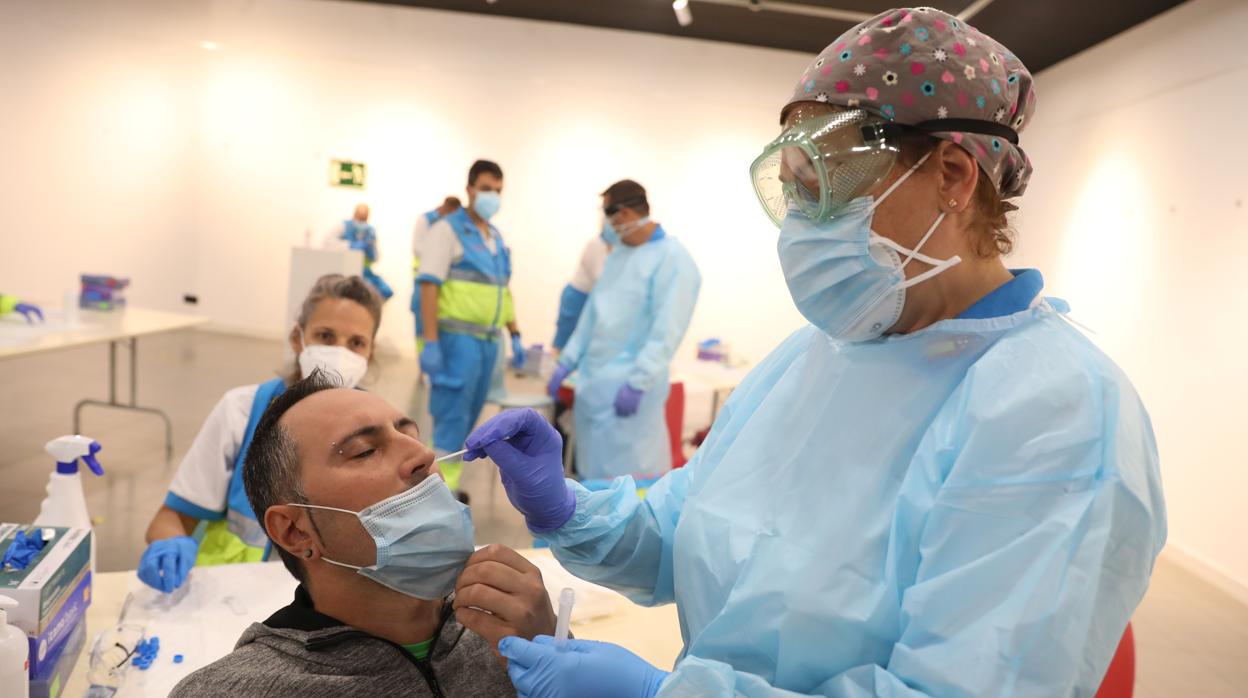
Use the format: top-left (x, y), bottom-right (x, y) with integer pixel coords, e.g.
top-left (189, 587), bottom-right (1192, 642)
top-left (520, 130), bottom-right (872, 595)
top-left (319, 556), bottom-right (364, 572)
top-left (286, 502), bottom-right (366, 571)
top-left (899, 211), bottom-right (946, 269)
top-left (287, 502), bottom-right (359, 517)
top-left (870, 151), bottom-right (933, 212)
top-left (897, 254), bottom-right (962, 291)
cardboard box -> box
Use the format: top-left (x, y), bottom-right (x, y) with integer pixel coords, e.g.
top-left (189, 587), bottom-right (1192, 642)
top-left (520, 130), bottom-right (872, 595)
top-left (0, 524), bottom-right (92, 635)
top-left (27, 570), bottom-right (90, 678)
top-left (29, 617), bottom-right (87, 698)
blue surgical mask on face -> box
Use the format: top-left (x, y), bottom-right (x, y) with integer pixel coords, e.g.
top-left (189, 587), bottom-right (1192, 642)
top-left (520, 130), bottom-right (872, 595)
top-left (289, 473), bottom-right (475, 600)
top-left (601, 218), bottom-right (620, 246)
top-left (777, 152), bottom-right (961, 342)
top-left (602, 215), bottom-right (650, 246)
top-left (473, 190), bottom-right (501, 221)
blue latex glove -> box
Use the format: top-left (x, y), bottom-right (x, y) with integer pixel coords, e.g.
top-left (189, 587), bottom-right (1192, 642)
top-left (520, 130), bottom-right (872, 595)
top-left (511, 334), bottom-right (526, 369)
top-left (464, 408), bottom-right (575, 532)
top-left (547, 363), bottom-right (572, 401)
top-left (501, 635), bottom-right (668, 698)
top-left (15, 302), bottom-right (43, 324)
top-left (420, 341), bottom-right (444, 376)
top-left (137, 536), bottom-right (198, 593)
top-left (613, 384), bottom-right (644, 417)
top-left (1, 529), bottom-right (47, 570)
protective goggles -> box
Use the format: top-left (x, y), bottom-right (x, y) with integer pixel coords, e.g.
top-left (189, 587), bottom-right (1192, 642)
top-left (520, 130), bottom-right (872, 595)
top-left (604, 198), bottom-right (646, 217)
top-left (750, 108), bottom-right (904, 227)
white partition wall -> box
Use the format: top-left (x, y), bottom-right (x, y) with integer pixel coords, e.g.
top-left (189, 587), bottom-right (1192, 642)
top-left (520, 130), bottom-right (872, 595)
top-left (1013, 0), bottom-right (1248, 598)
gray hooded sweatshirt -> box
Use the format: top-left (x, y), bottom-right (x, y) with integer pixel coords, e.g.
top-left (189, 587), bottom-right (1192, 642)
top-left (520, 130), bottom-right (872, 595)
top-left (171, 585), bottom-right (515, 697)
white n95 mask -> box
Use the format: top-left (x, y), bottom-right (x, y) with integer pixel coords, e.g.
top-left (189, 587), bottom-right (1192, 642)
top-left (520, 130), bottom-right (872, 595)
top-left (777, 152), bottom-right (961, 342)
top-left (298, 343), bottom-right (369, 389)
top-left (289, 473), bottom-right (475, 600)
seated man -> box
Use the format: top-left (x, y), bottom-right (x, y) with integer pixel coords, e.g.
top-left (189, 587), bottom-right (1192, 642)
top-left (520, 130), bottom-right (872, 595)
top-left (173, 371), bottom-right (554, 697)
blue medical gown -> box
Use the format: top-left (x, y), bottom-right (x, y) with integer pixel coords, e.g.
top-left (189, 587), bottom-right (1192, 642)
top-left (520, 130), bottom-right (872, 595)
top-left (540, 300), bottom-right (1167, 697)
top-left (560, 230), bottom-right (700, 480)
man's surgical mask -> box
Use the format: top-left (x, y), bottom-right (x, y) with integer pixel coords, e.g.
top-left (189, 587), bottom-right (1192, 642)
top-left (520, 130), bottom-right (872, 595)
top-left (289, 473), bottom-right (475, 600)
top-left (473, 191), bottom-right (501, 221)
top-left (605, 216), bottom-right (651, 245)
top-left (601, 218), bottom-right (620, 246)
top-left (777, 152), bottom-right (961, 342)
top-left (298, 333), bottom-right (369, 389)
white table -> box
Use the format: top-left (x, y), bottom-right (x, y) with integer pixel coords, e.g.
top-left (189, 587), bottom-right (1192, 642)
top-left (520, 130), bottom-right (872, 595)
top-left (0, 307), bottom-right (209, 459)
top-left (62, 550), bottom-right (682, 696)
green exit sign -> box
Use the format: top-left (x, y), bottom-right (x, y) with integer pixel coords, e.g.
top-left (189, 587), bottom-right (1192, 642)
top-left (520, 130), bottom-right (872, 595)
top-left (330, 160), bottom-right (366, 189)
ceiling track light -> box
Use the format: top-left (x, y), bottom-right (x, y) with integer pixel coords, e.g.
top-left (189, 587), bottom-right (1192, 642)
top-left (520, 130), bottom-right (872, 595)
top-left (672, 0), bottom-right (693, 27)
top-left (686, 0), bottom-right (874, 23)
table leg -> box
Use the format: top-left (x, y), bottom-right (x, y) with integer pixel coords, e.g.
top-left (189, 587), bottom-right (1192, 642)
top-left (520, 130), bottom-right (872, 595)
top-left (72, 337), bottom-right (175, 462)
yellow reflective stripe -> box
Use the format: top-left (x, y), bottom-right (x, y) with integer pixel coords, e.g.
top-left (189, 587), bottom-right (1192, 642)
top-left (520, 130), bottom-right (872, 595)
top-left (440, 459), bottom-right (463, 491)
top-left (501, 288), bottom-right (516, 326)
top-left (438, 279), bottom-right (506, 329)
top-left (195, 519), bottom-right (265, 566)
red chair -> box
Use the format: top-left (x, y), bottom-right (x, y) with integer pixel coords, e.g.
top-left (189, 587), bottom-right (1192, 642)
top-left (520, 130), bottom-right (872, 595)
top-left (1094, 623), bottom-right (1135, 698)
top-left (666, 382), bottom-right (686, 469)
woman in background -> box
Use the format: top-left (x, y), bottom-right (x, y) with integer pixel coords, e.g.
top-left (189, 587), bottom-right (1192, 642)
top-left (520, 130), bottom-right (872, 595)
top-left (138, 274), bottom-right (382, 593)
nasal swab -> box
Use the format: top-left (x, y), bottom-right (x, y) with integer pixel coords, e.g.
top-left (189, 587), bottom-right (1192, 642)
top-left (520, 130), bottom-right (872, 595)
top-left (433, 448), bottom-right (468, 463)
top-left (555, 588), bottom-right (575, 651)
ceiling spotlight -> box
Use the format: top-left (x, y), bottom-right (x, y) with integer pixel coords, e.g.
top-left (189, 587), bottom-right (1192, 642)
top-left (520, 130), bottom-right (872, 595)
top-left (199, 40), bottom-right (221, 51)
top-left (673, 0), bottom-right (693, 27)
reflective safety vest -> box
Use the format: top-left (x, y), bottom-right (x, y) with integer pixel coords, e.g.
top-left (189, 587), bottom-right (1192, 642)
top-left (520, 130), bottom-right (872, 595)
top-left (436, 208), bottom-right (515, 339)
top-left (195, 377), bottom-right (285, 566)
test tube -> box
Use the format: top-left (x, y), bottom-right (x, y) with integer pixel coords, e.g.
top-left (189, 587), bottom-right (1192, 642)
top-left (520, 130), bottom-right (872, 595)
top-left (554, 587), bottom-right (575, 651)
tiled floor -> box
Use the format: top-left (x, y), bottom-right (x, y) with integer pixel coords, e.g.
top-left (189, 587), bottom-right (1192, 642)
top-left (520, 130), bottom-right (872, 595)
top-left (1, 329), bottom-right (1244, 695)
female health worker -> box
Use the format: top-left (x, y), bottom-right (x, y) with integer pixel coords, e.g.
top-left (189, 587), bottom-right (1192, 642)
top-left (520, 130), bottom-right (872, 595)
top-left (138, 274), bottom-right (383, 593)
top-left (461, 8), bottom-right (1167, 697)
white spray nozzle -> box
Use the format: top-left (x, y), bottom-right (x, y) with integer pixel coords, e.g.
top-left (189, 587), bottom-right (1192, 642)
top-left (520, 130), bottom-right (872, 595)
top-left (555, 587), bottom-right (575, 651)
top-left (45, 435), bottom-right (105, 476)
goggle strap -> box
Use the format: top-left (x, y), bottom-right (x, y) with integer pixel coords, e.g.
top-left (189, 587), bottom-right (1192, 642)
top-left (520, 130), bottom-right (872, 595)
top-left (913, 118), bottom-right (1020, 145)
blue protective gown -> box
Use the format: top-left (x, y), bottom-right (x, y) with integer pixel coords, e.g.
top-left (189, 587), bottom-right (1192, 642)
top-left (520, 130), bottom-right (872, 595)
top-left (560, 226), bottom-right (701, 480)
top-left (541, 295), bottom-right (1167, 697)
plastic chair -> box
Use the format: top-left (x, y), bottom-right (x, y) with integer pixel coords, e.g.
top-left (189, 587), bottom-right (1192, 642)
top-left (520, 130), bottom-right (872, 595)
top-left (1094, 623), bottom-right (1135, 698)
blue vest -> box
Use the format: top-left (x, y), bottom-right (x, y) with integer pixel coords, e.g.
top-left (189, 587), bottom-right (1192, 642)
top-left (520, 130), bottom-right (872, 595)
top-left (447, 208), bottom-right (511, 283)
top-left (439, 208), bottom-right (512, 337)
top-left (225, 377), bottom-right (286, 552)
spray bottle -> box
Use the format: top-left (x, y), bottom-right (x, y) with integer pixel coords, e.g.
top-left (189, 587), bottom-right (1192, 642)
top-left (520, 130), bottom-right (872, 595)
top-left (0, 595), bottom-right (29, 698)
top-left (33, 435), bottom-right (104, 572)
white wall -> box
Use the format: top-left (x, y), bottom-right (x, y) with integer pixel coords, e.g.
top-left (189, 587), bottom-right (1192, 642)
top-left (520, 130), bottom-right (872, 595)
top-left (0, 3), bottom-right (204, 313)
top-left (2, 0), bottom-right (810, 363)
top-left (1013, 0), bottom-right (1248, 594)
